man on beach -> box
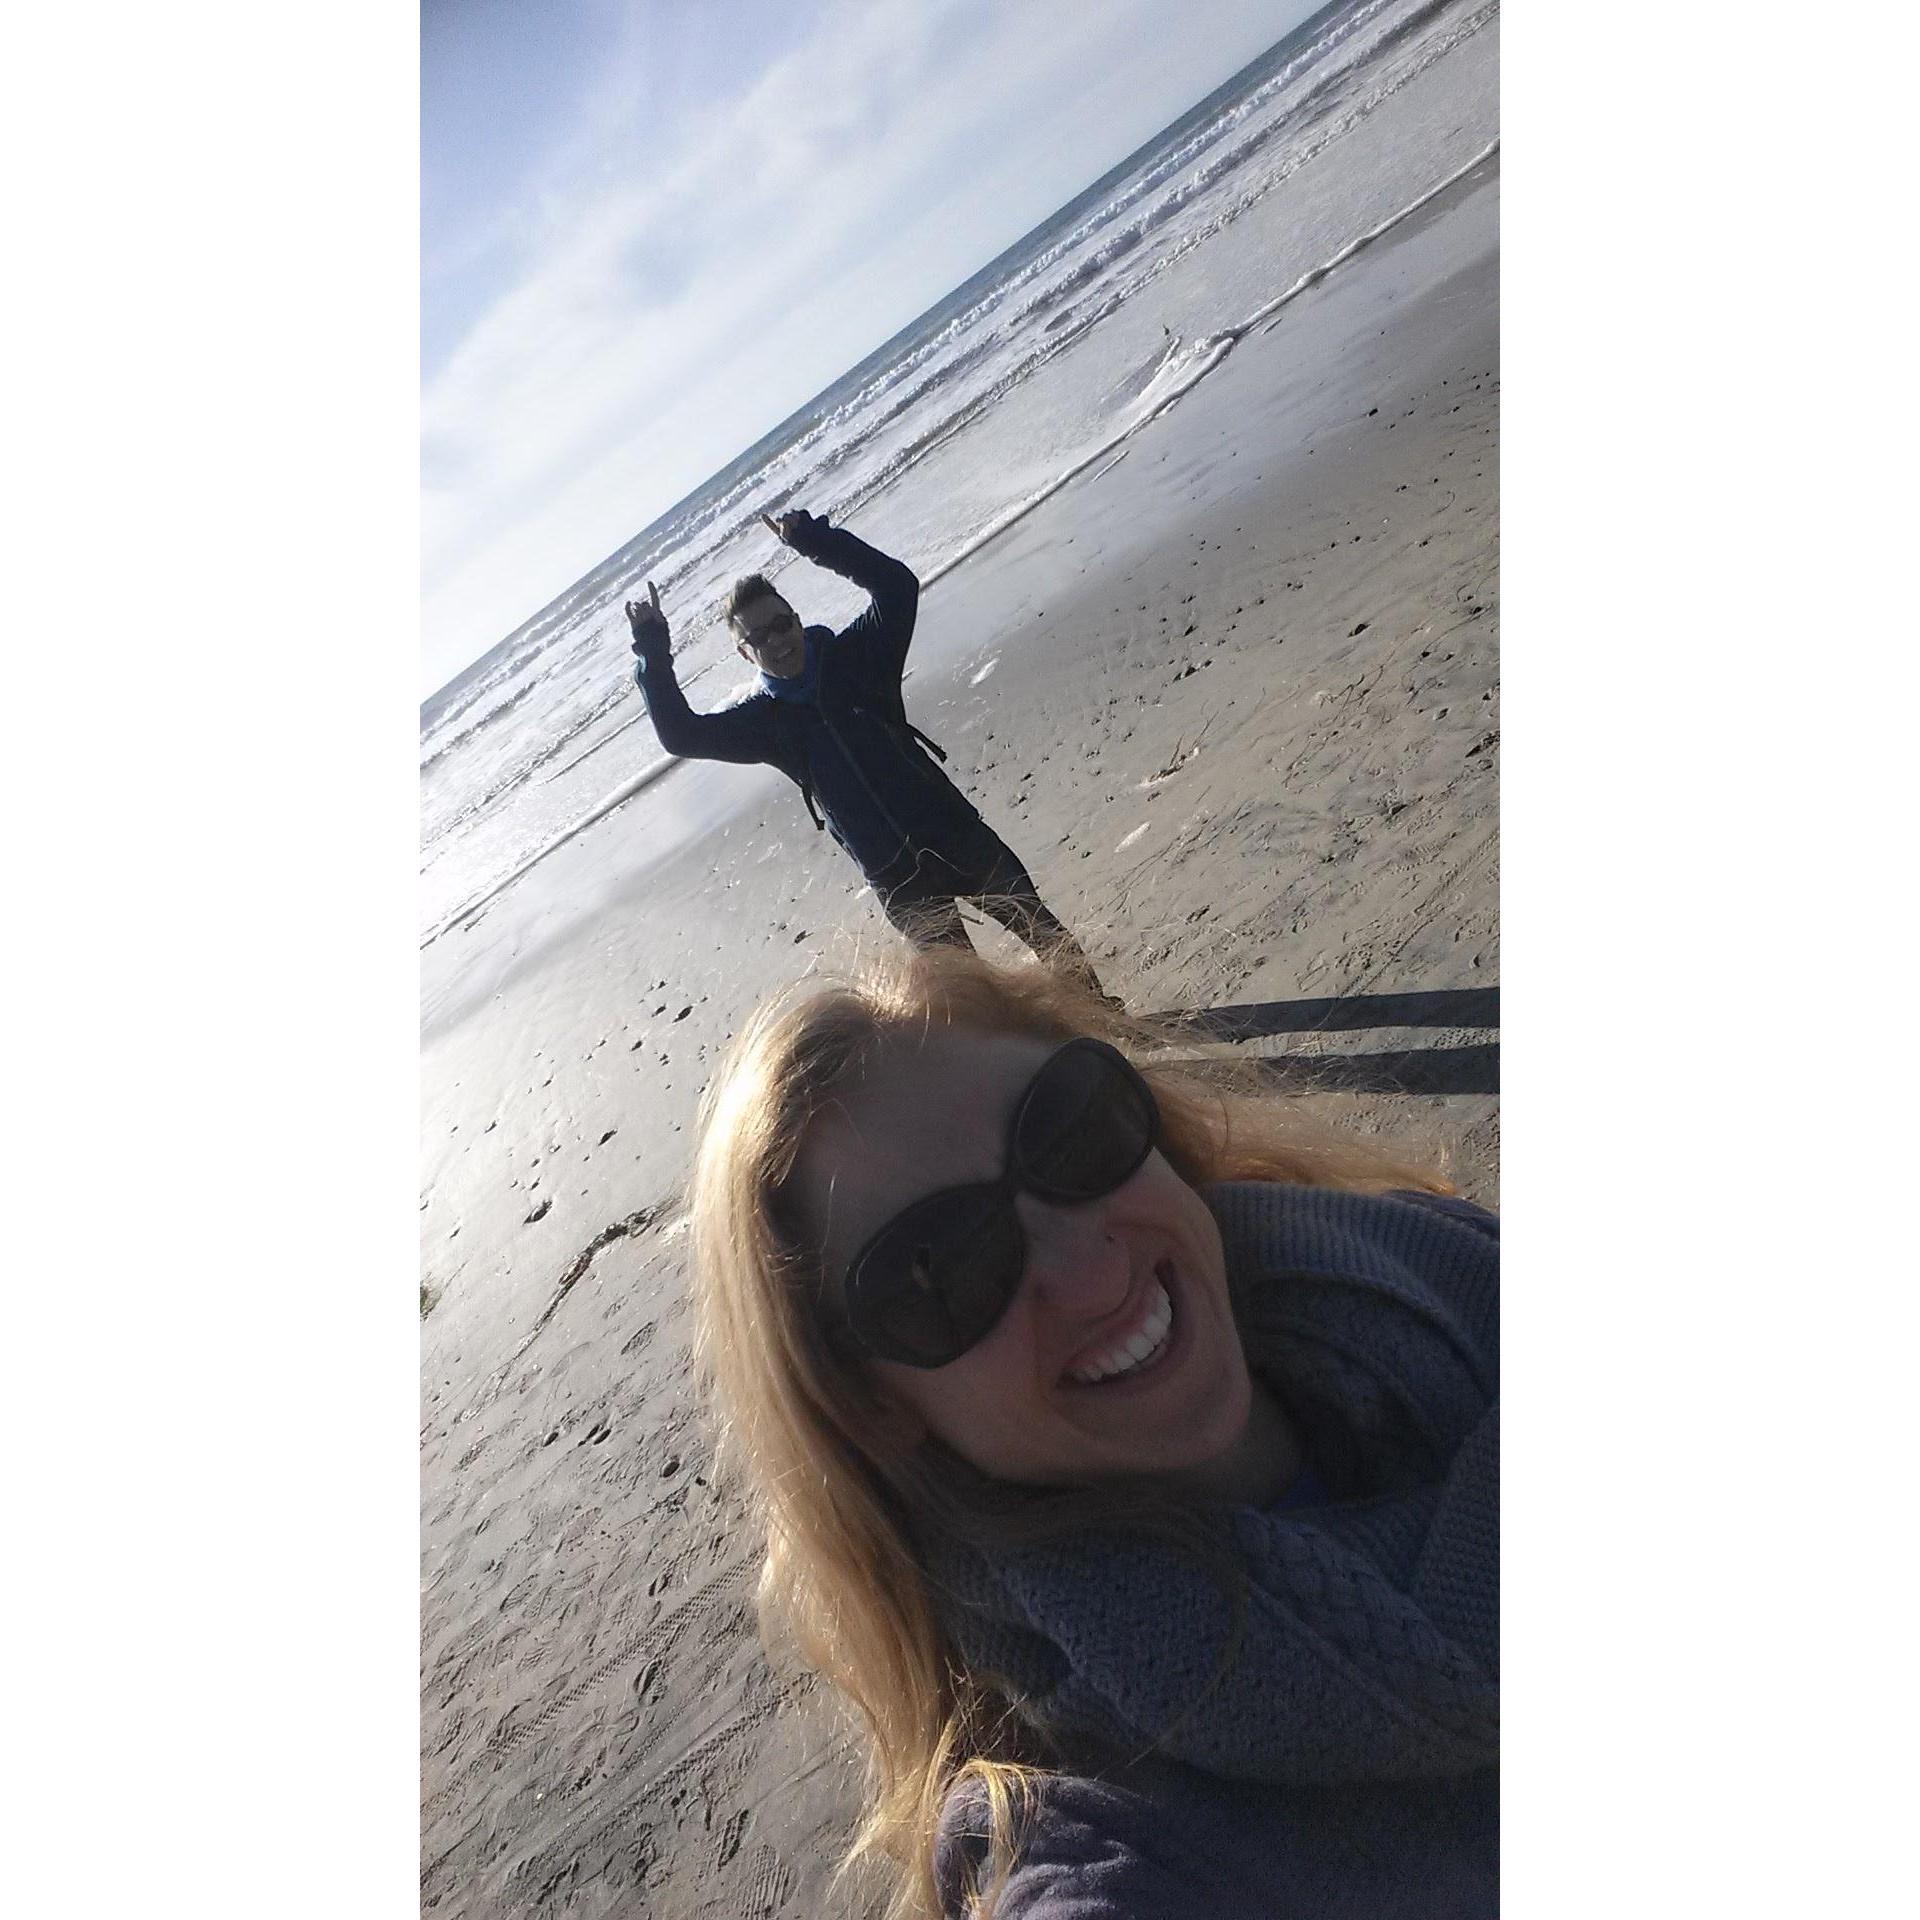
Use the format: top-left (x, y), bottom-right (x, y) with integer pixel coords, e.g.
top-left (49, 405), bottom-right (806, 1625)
top-left (627, 509), bottom-right (1110, 994)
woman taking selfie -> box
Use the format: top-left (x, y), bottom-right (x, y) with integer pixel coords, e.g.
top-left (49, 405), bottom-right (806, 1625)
top-left (689, 949), bottom-right (1498, 1919)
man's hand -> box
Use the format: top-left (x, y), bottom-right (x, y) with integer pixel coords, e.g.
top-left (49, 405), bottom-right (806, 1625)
top-left (760, 508), bottom-right (826, 549)
top-left (626, 581), bottom-right (669, 658)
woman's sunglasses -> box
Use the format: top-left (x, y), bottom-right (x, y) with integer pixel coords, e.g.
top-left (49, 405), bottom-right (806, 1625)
top-left (834, 1037), bottom-right (1160, 1369)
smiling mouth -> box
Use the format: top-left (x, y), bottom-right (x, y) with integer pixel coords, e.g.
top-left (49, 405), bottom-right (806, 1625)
top-left (1064, 1259), bottom-right (1178, 1386)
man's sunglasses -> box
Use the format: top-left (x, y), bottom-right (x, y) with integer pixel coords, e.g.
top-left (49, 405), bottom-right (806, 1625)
top-left (743, 610), bottom-right (802, 648)
top-left (834, 1037), bottom-right (1160, 1369)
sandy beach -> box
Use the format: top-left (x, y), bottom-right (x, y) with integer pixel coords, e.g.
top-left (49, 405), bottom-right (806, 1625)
top-left (421, 157), bottom-right (1498, 1919)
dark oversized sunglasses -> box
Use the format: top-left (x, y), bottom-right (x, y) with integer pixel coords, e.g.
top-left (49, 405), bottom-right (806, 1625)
top-left (833, 1037), bottom-right (1160, 1369)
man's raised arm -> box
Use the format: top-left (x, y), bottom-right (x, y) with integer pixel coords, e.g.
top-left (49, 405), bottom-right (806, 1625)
top-left (627, 584), bottom-right (770, 766)
top-left (763, 509), bottom-right (919, 683)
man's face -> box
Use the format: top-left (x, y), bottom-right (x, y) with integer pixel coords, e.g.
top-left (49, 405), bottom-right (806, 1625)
top-left (734, 593), bottom-right (808, 678)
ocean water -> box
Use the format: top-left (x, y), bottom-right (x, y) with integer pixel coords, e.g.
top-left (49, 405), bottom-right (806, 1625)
top-left (419, 0), bottom-right (1498, 946)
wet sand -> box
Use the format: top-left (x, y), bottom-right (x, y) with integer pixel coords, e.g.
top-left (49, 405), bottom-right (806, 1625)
top-left (421, 162), bottom-right (1498, 1918)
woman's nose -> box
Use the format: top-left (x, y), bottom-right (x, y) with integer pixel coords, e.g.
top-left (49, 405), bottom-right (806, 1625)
top-left (1014, 1193), bottom-right (1131, 1314)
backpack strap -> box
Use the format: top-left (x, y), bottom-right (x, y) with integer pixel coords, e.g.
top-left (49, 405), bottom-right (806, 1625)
top-left (798, 774), bottom-right (826, 831)
top-left (904, 721), bottom-right (948, 763)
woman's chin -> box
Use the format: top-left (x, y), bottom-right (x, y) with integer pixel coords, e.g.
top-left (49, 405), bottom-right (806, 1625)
top-left (1065, 1282), bottom-right (1256, 1485)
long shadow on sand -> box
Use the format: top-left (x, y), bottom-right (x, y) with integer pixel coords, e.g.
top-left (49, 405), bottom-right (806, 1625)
top-left (1160, 986), bottom-right (1499, 1097)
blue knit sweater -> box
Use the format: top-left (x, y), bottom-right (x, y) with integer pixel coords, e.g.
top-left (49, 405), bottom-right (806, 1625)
top-left (934, 1183), bottom-right (1500, 1918)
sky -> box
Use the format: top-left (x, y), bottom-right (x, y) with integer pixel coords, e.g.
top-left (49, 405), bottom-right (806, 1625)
top-left (422, 0), bottom-right (1324, 694)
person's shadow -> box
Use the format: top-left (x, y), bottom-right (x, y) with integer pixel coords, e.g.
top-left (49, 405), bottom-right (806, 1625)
top-left (1157, 986), bottom-right (1498, 1096)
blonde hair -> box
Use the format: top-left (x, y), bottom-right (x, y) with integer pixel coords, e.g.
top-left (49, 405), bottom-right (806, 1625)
top-left (688, 948), bottom-right (1447, 1917)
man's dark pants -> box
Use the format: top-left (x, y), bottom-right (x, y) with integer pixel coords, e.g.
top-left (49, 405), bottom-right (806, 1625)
top-left (875, 819), bottom-right (1105, 992)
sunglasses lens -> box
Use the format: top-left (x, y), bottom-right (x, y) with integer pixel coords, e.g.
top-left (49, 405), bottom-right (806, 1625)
top-left (839, 1045), bottom-right (1155, 1369)
top-left (1016, 1042), bottom-right (1156, 1197)
top-left (853, 1189), bottom-right (1023, 1368)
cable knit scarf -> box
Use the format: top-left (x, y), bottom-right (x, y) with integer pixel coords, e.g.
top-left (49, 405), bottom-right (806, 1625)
top-left (922, 1182), bottom-right (1500, 1786)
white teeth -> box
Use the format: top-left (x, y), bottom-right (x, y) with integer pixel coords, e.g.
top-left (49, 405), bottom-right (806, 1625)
top-left (1066, 1280), bottom-right (1173, 1385)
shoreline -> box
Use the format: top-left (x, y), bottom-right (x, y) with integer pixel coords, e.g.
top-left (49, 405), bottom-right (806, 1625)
top-left (418, 134), bottom-right (1499, 960)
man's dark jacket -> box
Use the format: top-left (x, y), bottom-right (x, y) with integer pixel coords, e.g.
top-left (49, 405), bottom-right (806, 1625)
top-left (631, 518), bottom-right (983, 887)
